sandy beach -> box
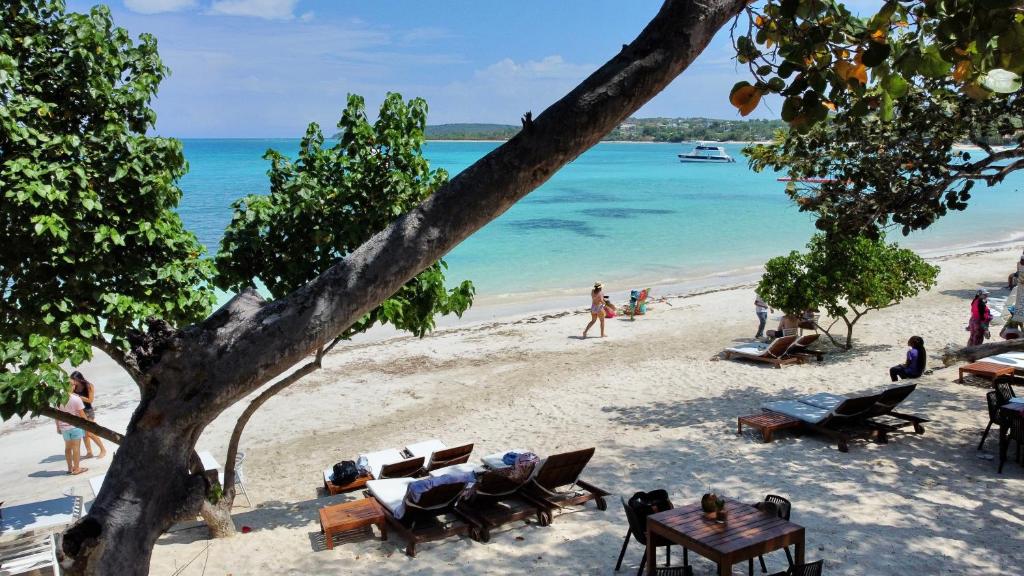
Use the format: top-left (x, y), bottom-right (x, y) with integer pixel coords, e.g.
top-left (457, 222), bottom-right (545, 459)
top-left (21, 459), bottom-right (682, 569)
top-left (2, 247), bottom-right (1023, 575)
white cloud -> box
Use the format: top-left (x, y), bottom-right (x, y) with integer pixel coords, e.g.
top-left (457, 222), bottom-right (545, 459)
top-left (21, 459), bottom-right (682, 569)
top-left (123, 0), bottom-right (197, 14)
top-left (208, 0), bottom-right (300, 20)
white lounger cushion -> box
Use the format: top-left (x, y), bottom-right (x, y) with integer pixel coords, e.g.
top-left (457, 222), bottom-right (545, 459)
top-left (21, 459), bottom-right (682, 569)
top-left (404, 439), bottom-right (447, 466)
top-left (982, 352), bottom-right (1024, 371)
top-left (725, 343), bottom-right (770, 356)
top-left (428, 463), bottom-right (480, 478)
top-left (367, 477), bottom-right (416, 519)
top-left (763, 400), bottom-right (831, 424)
top-left (359, 448), bottom-right (406, 479)
top-left (798, 392), bottom-right (848, 411)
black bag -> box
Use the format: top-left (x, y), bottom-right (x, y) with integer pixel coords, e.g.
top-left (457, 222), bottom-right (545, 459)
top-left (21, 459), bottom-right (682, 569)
top-left (332, 460), bottom-right (359, 486)
top-left (627, 489), bottom-right (673, 521)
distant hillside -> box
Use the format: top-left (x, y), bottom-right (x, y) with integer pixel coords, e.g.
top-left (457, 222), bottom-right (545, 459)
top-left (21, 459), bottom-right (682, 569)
top-left (425, 123), bottom-right (520, 140)
top-left (421, 118), bottom-right (787, 143)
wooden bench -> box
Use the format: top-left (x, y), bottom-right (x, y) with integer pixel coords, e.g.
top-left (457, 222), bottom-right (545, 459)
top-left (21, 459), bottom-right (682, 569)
top-left (958, 361), bottom-right (1016, 385)
top-left (737, 412), bottom-right (801, 443)
top-left (319, 498), bottom-right (387, 550)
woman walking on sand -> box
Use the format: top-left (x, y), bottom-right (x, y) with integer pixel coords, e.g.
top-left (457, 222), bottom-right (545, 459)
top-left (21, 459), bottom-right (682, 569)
top-left (71, 371), bottom-right (105, 459)
top-left (968, 289), bottom-right (992, 347)
top-left (583, 282), bottom-right (606, 338)
top-left (55, 382), bottom-right (89, 475)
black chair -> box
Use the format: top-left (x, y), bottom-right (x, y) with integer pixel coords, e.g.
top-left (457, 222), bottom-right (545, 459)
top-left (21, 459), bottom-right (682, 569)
top-left (757, 495), bottom-right (794, 573)
top-left (979, 391), bottom-right (1003, 450)
top-left (995, 381), bottom-right (1017, 403)
top-left (615, 496), bottom-right (690, 576)
top-left (768, 559), bottom-right (823, 576)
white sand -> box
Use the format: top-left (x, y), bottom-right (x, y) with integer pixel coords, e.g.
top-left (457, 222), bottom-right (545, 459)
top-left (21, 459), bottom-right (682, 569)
top-left (2, 248), bottom-right (1023, 575)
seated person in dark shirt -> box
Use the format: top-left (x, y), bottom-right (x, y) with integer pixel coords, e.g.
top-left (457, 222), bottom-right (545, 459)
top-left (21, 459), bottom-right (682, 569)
top-left (890, 336), bottom-right (926, 382)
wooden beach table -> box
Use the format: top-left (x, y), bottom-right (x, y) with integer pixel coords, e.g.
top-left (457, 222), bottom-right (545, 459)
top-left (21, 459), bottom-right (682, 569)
top-left (319, 498), bottom-right (387, 550)
top-left (646, 500), bottom-right (804, 576)
top-left (737, 412), bottom-right (800, 443)
top-left (322, 469), bottom-right (372, 496)
top-left (958, 361), bottom-right (1016, 384)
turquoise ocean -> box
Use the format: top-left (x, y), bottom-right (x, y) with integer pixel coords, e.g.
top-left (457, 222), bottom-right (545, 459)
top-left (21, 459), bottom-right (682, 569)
top-left (178, 140), bottom-right (1024, 307)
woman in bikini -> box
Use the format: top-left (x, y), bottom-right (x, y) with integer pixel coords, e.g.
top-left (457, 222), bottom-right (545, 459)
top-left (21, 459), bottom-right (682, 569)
top-left (583, 282), bottom-right (606, 338)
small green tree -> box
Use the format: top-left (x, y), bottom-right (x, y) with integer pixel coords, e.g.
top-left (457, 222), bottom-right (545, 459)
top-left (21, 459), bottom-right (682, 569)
top-left (210, 93), bottom-right (474, 534)
top-left (758, 234), bottom-right (939, 349)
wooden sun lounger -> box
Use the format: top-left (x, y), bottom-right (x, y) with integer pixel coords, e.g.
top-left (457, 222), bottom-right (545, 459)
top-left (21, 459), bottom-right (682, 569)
top-left (796, 394), bottom-right (882, 452)
top-left (523, 448), bottom-right (609, 519)
top-left (456, 461), bottom-right (547, 542)
top-left (424, 443), bottom-right (474, 473)
top-left (367, 481), bottom-right (473, 557)
top-left (724, 335), bottom-right (802, 368)
top-left (863, 383), bottom-right (928, 439)
top-left (788, 333), bottom-right (826, 362)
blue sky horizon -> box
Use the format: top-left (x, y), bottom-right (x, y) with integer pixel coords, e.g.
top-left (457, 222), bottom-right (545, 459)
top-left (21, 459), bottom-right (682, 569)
top-left (67, 1), bottom-right (877, 138)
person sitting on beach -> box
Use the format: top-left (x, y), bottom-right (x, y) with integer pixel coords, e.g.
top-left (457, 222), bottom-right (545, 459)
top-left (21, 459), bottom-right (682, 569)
top-left (890, 336), bottom-right (926, 382)
top-left (582, 282), bottom-right (606, 338)
top-left (603, 295), bottom-right (617, 319)
top-left (765, 313), bottom-right (800, 340)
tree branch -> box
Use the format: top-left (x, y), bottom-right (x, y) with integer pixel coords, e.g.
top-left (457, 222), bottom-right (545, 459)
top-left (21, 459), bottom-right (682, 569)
top-left (221, 351), bottom-right (324, 493)
top-left (942, 339), bottom-right (1024, 365)
top-left (91, 334), bottom-right (143, 384)
top-left (152, 0), bottom-right (750, 414)
top-left (37, 406), bottom-right (124, 444)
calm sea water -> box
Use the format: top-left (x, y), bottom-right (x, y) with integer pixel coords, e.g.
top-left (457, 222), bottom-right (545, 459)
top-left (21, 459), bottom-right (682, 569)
top-left (178, 140), bottom-right (1024, 301)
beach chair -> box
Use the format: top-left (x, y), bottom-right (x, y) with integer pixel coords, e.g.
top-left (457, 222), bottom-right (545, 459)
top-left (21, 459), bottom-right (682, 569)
top-left (723, 335), bottom-right (801, 368)
top-left (0, 533), bottom-right (59, 576)
top-left (980, 384), bottom-right (1020, 449)
top-left (627, 288), bottom-right (651, 319)
top-left (366, 477), bottom-right (472, 557)
top-left (217, 452), bottom-right (251, 507)
top-left (787, 333), bottom-right (825, 362)
top-left (404, 440), bottom-right (475, 473)
top-left (863, 384), bottom-right (928, 440)
top-left (523, 448), bottom-right (609, 517)
top-left (322, 448), bottom-right (422, 496)
top-left (764, 392), bottom-right (883, 452)
top-left (456, 460), bottom-right (545, 542)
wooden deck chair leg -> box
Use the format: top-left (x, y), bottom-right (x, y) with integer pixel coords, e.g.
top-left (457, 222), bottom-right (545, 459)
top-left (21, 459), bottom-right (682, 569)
top-left (615, 528), bottom-right (631, 571)
top-left (637, 549), bottom-right (647, 576)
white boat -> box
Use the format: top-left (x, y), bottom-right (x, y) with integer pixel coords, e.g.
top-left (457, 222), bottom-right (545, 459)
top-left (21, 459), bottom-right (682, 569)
top-left (678, 142), bottom-right (735, 163)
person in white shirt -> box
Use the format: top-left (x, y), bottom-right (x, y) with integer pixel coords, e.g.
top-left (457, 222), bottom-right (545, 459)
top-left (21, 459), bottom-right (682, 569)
top-left (754, 294), bottom-right (772, 339)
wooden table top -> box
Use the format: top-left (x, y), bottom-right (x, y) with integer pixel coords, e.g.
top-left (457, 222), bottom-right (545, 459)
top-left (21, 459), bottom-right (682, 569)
top-left (319, 497), bottom-right (384, 527)
top-left (962, 361), bottom-right (1016, 375)
top-left (648, 500), bottom-right (803, 558)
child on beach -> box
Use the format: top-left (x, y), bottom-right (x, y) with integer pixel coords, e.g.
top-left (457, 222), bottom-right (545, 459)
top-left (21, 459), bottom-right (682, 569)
top-left (71, 371), bottom-right (106, 459)
top-left (890, 336), bottom-right (926, 381)
top-left (583, 282), bottom-right (606, 338)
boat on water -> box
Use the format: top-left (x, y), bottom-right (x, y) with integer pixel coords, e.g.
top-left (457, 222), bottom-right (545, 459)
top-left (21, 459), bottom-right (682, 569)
top-left (678, 142), bottom-right (735, 163)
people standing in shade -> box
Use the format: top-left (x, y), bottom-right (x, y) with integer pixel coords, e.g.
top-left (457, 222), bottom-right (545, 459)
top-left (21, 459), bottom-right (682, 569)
top-left (71, 371), bottom-right (105, 459)
top-left (968, 289), bottom-right (992, 347)
top-left (754, 294), bottom-right (772, 339)
top-left (55, 383), bottom-right (89, 475)
top-left (583, 282), bottom-right (606, 338)
top-left (890, 336), bottom-right (927, 381)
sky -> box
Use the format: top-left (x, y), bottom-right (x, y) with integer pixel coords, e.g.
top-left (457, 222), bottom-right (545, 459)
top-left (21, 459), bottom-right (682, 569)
top-left (65, 1), bottom-right (877, 138)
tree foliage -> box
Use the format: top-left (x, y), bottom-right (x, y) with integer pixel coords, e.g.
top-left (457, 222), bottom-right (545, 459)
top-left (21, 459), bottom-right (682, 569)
top-left (758, 233), bottom-right (939, 349)
top-left (0, 1), bottom-right (215, 418)
top-left (216, 93), bottom-right (474, 339)
top-left (734, 1), bottom-right (1024, 236)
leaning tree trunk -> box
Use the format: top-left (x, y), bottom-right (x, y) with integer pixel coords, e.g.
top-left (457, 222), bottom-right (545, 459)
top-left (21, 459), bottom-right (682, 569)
top-left (64, 423), bottom-right (209, 575)
top-left (62, 1), bottom-right (748, 573)
top-left (942, 338), bottom-right (1024, 365)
